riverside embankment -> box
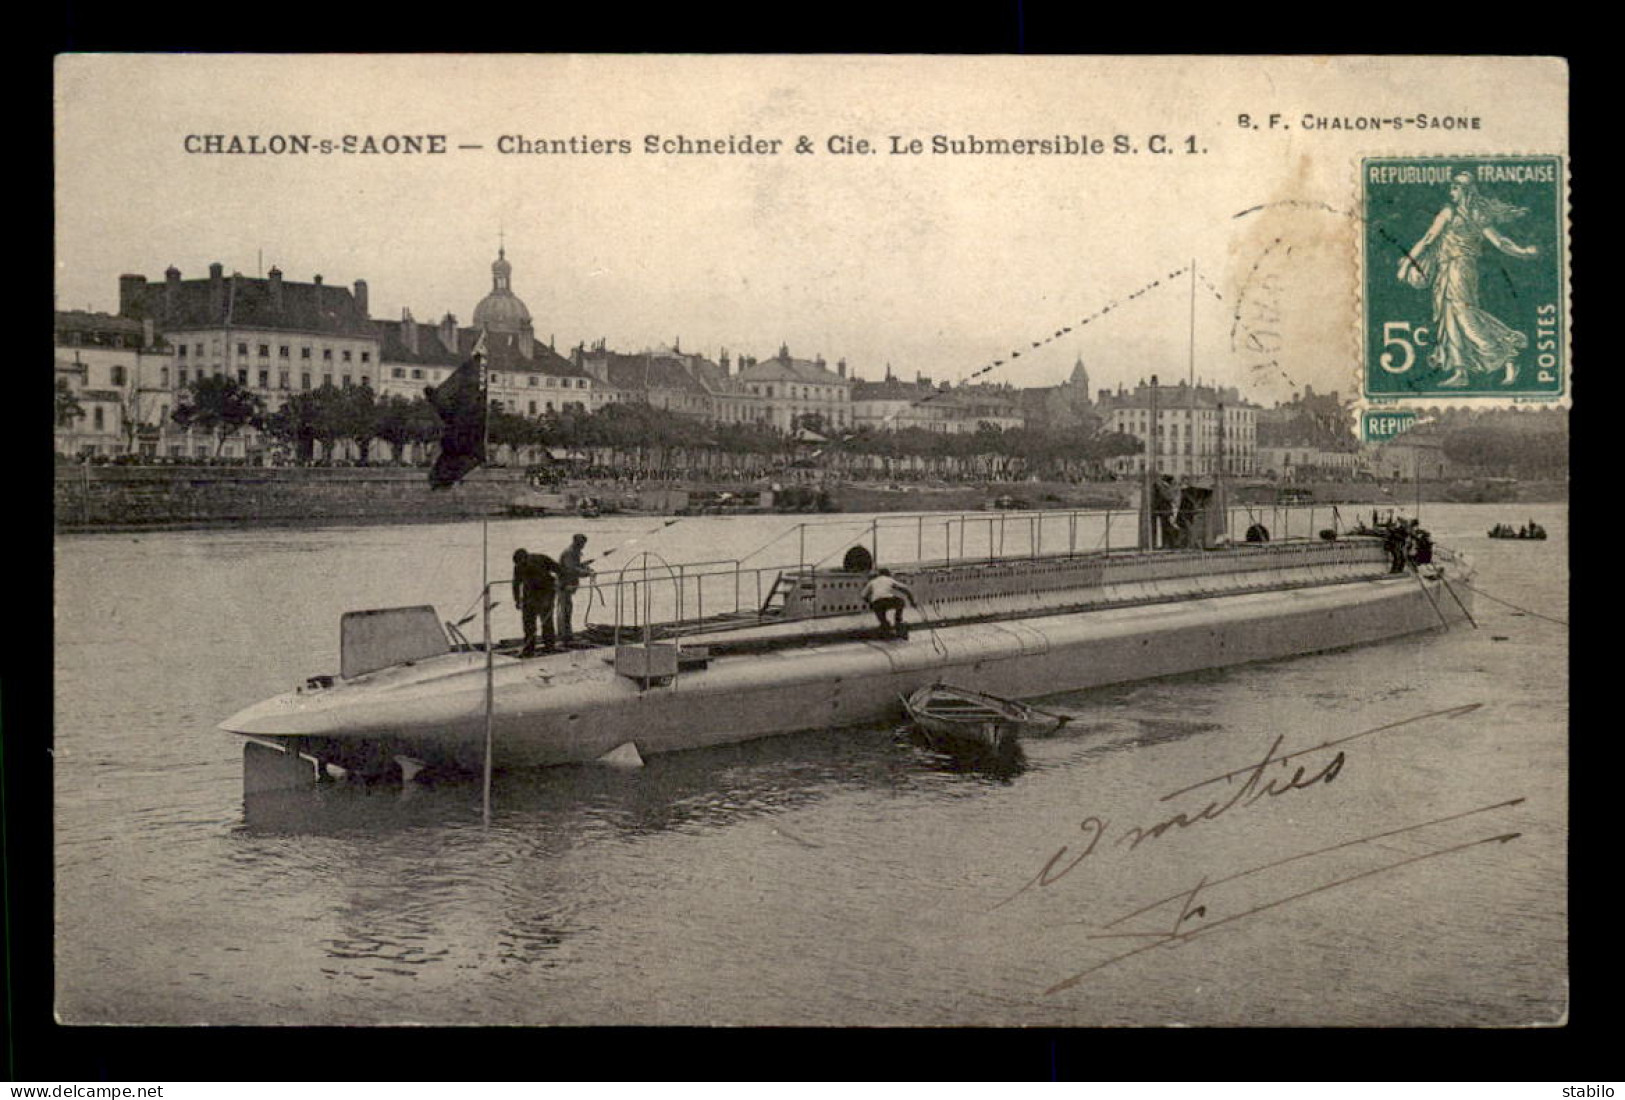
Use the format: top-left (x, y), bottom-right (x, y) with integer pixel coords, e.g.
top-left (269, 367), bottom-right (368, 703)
top-left (52, 465), bottom-right (531, 530)
top-left (52, 465), bottom-right (1566, 531)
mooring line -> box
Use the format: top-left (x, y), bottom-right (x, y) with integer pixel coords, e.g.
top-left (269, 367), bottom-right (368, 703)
top-left (1453, 580), bottom-right (1568, 628)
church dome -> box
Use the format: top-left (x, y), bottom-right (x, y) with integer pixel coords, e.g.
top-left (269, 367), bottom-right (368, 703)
top-left (472, 247), bottom-right (533, 333)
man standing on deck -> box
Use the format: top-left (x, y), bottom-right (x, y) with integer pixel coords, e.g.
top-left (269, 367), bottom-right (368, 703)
top-left (861, 568), bottom-right (917, 638)
top-left (556, 533), bottom-right (596, 647)
top-left (512, 548), bottom-right (560, 657)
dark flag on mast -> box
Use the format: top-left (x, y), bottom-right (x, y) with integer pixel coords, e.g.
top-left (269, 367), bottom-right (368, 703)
top-left (427, 330), bottom-right (490, 489)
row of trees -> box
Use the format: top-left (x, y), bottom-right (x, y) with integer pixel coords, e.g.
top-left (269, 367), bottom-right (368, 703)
top-left (1437, 423), bottom-right (1569, 480)
top-left (156, 376), bottom-right (1146, 476)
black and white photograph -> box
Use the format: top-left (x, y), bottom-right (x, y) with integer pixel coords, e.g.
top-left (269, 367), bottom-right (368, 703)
top-left (49, 54), bottom-right (1570, 1032)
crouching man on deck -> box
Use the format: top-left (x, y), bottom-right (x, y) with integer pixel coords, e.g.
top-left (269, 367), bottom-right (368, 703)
top-left (861, 568), bottom-right (917, 638)
top-left (512, 548), bottom-right (561, 657)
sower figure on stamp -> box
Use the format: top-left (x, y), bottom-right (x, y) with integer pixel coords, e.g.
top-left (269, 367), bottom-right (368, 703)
top-left (1399, 171), bottom-right (1540, 388)
top-left (511, 548), bottom-right (560, 657)
top-left (861, 568), bottom-right (916, 638)
top-left (556, 533), bottom-right (595, 647)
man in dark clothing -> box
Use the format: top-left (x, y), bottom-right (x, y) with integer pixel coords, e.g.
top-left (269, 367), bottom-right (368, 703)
top-left (512, 548), bottom-right (560, 657)
top-left (1412, 526), bottom-right (1434, 566)
top-left (556, 533), bottom-right (595, 646)
top-left (1382, 523), bottom-right (1408, 573)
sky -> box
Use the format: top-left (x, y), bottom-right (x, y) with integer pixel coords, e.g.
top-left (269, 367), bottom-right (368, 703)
top-left (55, 55), bottom-right (1568, 408)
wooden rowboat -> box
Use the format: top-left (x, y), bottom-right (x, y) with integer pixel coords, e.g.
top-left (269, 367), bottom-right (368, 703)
top-left (901, 683), bottom-right (1069, 752)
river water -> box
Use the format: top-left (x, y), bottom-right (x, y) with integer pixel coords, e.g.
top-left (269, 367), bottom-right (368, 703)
top-left (53, 503), bottom-right (1568, 1027)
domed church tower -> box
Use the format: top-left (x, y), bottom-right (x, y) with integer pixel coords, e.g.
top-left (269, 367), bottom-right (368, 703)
top-left (472, 247), bottom-right (535, 338)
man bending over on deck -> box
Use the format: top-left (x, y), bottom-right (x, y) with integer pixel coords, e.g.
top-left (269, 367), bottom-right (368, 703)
top-left (861, 568), bottom-right (916, 637)
top-left (512, 548), bottom-right (560, 657)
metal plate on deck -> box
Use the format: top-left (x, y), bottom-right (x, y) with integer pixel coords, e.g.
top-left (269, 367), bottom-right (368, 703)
top-left (340, 606), bottom-right (449, 680)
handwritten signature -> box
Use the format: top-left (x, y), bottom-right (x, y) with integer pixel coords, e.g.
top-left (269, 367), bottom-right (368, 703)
top-left (1044, 798), bottom-right (1523, 995)
top-left (995, 702), bottom-right (1486, 910)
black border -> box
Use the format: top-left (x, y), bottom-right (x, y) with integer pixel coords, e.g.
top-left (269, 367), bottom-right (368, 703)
top-left (25, 15), bottom-right (1601, 1085)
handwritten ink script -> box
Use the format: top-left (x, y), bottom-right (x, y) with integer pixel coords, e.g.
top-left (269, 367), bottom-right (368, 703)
top-left (987, 704), bottom-right (1526, 995)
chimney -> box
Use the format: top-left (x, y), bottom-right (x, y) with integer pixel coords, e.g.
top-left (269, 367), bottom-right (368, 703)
top-left (209, 262), bottom-right (224, 318)
top-left (164, 266), bottom-right (180, 317)
top-left (720, 349), bottom-right (731, 375)
top-left (441, 313), bottom-right (458, 352)
top-left (837, 358), bottom-right (846, 378)
top-left (118, 274), bottom-right (148, 318)
top-left (778, 342), bottom-right (789, 360)
top-left (402, 307), bottom-right (418, 355)
top-left (268, 266), bottom-right (283, 311)
top-left (815, 354), bottom-right (826, 370)
top-left (141, 318), bottom-right (155, 348)
top-left (352, 279), bottom-right (369, 317)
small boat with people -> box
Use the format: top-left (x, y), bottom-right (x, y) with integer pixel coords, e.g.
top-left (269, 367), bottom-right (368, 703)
top-left (1488, 521), bottom-right (1548, 540)
top-left (221, 374), bottom-right (1476, 794)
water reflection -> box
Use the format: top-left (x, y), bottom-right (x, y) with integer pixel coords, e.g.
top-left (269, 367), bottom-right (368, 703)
top-left (898, 726), bottom-right (1029, 780)
top-left (238, 717), bottom-right (1035, 837)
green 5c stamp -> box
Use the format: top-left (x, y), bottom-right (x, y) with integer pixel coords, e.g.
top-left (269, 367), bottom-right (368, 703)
top-left (1364, 157), bottom-right (1565, 397)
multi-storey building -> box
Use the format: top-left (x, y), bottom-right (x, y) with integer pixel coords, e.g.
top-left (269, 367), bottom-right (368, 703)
top-left (116, 263), bottom-right (380, 459)
top-left (1097, 379), bottom-right (1258, 477)
top-left (851, 374), bottom-right (954, 433)
top-left (53, 310), bottom-right (173, 457)
top-left (378, 250), bottom-right (595, 419)
top-left (572, 340), bottom-right (717, 418)
top-left (1256, 445), bottom-right (1363, 480)
top-left (733, 345), bottom-right (854, 432)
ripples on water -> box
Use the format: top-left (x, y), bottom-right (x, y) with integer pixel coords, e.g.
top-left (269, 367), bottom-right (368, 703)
top-left (53, 506), bottom-right (1568, 1026)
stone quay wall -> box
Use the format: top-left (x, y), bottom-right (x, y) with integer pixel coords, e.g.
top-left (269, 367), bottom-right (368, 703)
top-left (54, 466), bottom-right (528, 529)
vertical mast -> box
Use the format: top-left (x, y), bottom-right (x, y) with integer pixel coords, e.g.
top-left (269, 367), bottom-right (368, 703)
top-left (1189, 258), bottom-right (1197, 476)
top-left (1141, 374), bottom-right (1160, 550)
top-left (480, 334), bottom-right (495, 828)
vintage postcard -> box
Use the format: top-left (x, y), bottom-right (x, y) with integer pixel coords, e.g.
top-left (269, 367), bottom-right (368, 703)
top-left (52, 55), bottom-right (1569, 1030)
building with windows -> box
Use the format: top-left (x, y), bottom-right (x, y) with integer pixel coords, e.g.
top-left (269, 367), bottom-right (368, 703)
top-left (117, 263), bottom-right (380, 459)
top-left (851, 373), bottom-right (953, 433)
top-left (377, 250), bottom-right (595, 419)
top-left (572, 339), bottom-right (718, 418)
top-left (1097, 379), bottom-right (1258, 477)
top-left (1256, 445), bottom-right (1363, 480)
top-left (53, 310), bottom-right (172, 458)
top-left (734, 344), bottom-right (854, 432)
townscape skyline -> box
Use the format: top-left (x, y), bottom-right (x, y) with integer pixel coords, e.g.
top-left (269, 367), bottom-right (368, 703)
top-left (69, 247), bottom-right (1287, 401)
top-left (56, 54), bottom-right (1439, 410)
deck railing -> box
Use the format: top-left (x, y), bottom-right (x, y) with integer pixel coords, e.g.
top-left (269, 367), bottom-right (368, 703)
top-left (579, 502), bottom-right (1377, 642)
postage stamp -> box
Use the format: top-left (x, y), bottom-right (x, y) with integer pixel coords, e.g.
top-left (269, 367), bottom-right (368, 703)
top-left (1363, 156), bottom-right (1566, 400)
